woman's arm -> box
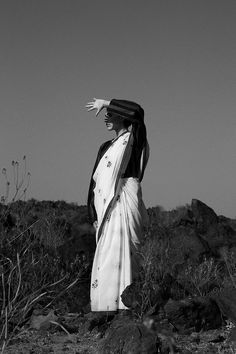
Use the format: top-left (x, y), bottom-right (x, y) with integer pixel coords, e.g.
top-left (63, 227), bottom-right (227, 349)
top-left (86, 98), bottom-right (110, 116)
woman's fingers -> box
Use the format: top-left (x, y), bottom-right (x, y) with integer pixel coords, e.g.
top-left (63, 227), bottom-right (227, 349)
top-left (86, 98), bottom-right (97, 106)
top-left (86, 98), bottom-right (105, 116)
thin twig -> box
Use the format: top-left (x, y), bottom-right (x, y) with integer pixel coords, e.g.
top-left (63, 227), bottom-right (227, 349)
top-left (11, 253), bottom-right (21, 304)
top-left (1, 273), bottom-right (5, 317)
top-left (50, 321), bottom-right (71, 336)
top-left (9, 219), bottom-right (41, 244)
top-left (44, 276), bottom-right (81, 309)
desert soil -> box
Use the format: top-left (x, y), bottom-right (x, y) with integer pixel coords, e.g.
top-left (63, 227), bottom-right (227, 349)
top-left (2, 317), bottom-right (235, 354)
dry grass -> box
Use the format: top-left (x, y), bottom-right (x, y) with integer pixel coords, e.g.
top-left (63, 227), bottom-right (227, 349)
top-left (0, 160), bottom-right (90, 353)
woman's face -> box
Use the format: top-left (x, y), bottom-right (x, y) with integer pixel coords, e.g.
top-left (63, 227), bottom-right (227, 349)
top-left (104, 112), bottom-right (125, 132)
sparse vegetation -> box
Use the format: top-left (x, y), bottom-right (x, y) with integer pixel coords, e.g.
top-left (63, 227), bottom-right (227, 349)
top-left (0, 203), bottom-right (91, 352)
top-left (0, 159), bottom-right (92, 352)
top-left (1, 161), bottom-right (236, 352)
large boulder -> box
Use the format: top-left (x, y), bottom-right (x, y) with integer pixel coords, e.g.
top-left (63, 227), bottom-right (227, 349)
top-left (148, 200), bottom-right (236, 266)
top-left (164, 297), bottom-right (223, 333)
top-left (99, 317), bottom-right (158, 354)
top-left (191, 199), bottom-right (218, 232)
top-left (121, 275), bottom-right (173, 313)
top-left (191, 199), bottom-right (236, 252)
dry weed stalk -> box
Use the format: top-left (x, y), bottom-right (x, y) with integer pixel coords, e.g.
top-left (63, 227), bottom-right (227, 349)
top-left (1, 156), bottom-right (31, 206)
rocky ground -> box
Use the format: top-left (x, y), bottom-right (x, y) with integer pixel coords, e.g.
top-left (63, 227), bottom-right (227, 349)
top-left (2, 312), bottom-right (236, 354)
top-left (1, 199), bottom-right (236, 353)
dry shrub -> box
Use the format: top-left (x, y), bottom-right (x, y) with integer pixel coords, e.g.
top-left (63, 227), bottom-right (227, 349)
top-left (177, 257), bottom-right (221, 296)
top-left (0, 205), bottom-right (89, 352)
top-left (134, 223), bottom-right (174, 318)
top-left (136, 209), bottom-right (234, 318)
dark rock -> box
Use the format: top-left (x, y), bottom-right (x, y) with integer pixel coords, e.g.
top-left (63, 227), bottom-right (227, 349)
top-left (191, 199), bottom-right (236, 253)
top-left (148, 200), bottom-right (236, 267)
top-left (120, 200), bottom-right (236, 325)
top-left (191, 199), bottom-right (218, 231)
top-left (99, 318), bottom-right (158, 354)
top-left (210, 288), bottom-right (236, 324)
top-left (121, 282), bottom-right (142, 309)
top-left (164, 297), bottom-right (223, 333)
top-left (121, 275), bottom-right (173, 313)
top-left (30, 309), bottom-right (58, 331)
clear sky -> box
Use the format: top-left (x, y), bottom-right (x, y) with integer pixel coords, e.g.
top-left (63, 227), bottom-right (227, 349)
top-left (0, 0), bottom-right (235, 217)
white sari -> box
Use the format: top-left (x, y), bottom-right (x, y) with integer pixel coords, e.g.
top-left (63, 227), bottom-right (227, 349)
top-left (90, 131), bottom-right (148, 312)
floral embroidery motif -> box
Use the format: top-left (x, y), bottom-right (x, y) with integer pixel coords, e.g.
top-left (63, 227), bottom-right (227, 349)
top-left (123, 140), bottom-right (127, 145)
top-left (92, 279), bottom-right (98, 289)
top-left (116, 195), bottom-right (120, 202)
top-left (107, 214), bottom-right (111, 222)
top-left (105, 155), bottom-right (108, 159)
top-left (107, 161), bottom-right (112, 167)
top-left (103, 198), bottom-right (106, 204)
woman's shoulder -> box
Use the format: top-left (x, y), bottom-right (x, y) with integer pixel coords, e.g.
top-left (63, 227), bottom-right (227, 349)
top-left (97, 140), bottom-right (112, 155)
top-left (99, 139), bottom-right (112, 150)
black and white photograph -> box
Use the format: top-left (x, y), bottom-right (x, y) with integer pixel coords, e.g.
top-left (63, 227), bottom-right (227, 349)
top-left (0, 0), bottom-right (236, 353)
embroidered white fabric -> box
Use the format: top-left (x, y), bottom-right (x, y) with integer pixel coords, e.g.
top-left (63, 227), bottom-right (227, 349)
top-left (90, 132), bottom-right (148, 312)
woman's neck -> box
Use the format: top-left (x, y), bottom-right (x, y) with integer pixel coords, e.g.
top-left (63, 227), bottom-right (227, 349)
top-left (115, 127), bottom-right (128, 137)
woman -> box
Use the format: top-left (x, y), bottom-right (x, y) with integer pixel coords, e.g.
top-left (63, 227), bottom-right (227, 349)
top-left (86, 98), bottom-right (149, 313)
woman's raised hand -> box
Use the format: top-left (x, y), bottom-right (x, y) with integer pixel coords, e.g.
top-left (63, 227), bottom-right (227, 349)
top-left (86, 98), bottom-right (106, 116)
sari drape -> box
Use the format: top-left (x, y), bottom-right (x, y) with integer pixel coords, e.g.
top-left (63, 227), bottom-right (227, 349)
top-left (90, 131), bottom-right (148, 312)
